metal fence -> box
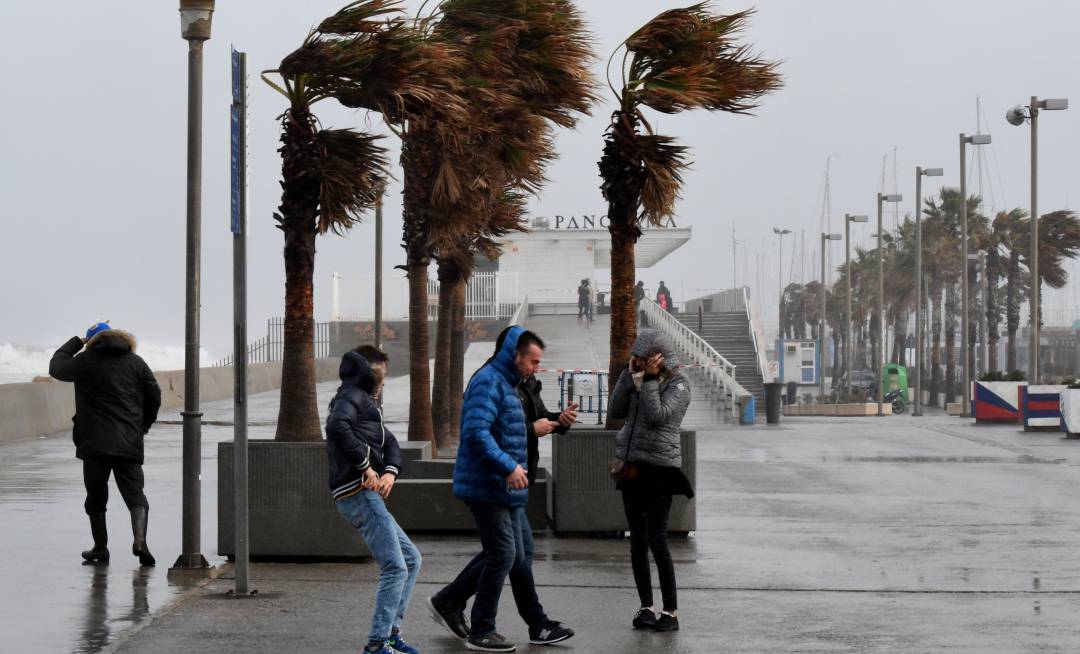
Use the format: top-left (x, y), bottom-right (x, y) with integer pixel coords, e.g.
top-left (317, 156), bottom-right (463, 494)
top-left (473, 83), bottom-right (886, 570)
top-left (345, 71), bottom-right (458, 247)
top-left (426, 271), bottom-right (519, 321)
top-left (214, 318), bottom-right (331, 367)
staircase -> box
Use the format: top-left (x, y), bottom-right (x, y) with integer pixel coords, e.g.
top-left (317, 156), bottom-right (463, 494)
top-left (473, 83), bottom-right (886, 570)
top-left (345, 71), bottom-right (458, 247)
top-left (675, 312), bottom-right (766, 412)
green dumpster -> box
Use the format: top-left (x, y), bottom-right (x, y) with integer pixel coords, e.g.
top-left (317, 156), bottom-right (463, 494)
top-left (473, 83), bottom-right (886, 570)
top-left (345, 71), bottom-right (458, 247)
top-left (882, 363), bottom-right (908, 398)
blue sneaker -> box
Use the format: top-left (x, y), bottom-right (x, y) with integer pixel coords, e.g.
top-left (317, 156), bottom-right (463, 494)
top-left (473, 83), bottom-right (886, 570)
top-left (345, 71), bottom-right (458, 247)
top-left (387, 634), bottom-right (420, 654)
top-left (363, 643), bottom-right (398, 654)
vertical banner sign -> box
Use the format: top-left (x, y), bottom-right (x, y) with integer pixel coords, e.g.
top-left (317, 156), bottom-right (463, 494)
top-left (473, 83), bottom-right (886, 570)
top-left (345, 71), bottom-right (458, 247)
top-left (230, 48), bottom-right (242, 236)
top-left (230, 47), bottom-right (251, 596)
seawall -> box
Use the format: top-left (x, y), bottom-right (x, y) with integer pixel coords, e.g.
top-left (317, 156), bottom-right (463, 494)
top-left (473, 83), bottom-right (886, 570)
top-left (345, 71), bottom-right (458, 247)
top-left (0, 359), bottom-right (340, 444)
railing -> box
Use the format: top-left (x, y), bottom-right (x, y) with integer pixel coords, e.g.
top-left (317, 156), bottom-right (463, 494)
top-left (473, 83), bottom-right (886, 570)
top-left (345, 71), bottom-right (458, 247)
top-left (508, 294), bottom-right (530, 327)
top-left (214, 318), bottom-right (331, 367)
top-left (639, 298), bottom-right (749, 418)
top-left (743, 287), bottom-right (770, 385)
top-left (426, 271), bottom-right (519, 321)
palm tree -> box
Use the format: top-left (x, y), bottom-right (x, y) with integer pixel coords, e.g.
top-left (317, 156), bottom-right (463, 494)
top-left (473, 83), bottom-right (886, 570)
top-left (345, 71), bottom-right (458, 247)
top-left (261, 71), bottom-right (389, 441)
top-left (282, 0), bottom-right (474, 445)
top-left (599, 5), bottom-right (780, 426)
top-left (425, 0), bottom-right (596, 447)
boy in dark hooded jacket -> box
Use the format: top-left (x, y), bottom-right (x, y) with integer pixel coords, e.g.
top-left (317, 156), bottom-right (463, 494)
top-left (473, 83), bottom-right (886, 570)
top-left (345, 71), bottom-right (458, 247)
top-left (326, 346), bottom-right (421, 654)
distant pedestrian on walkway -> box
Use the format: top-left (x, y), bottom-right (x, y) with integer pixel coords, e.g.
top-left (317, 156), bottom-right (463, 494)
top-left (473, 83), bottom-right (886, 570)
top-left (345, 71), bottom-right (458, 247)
top-left (429, 328), bottom-right (577, 648)
top-left (49, 322), bottom-right (162, 566)
top-left (656, 281), bottom-right (674, 313)
top-left (634, 281), bottom-right (646, 307)
top-left (577, 279), bottom-right (591, 324)
top-left (608, 329), bottom-right (694, 633)
top-left (433, 326), bottom-right (540, 652)
top-left (326, 345), bottom-right (422, 654)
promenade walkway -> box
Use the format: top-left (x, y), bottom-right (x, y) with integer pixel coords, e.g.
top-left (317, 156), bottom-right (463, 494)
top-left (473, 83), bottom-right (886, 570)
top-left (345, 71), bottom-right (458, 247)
top-left (3, 316), bottom-right (1080, 651)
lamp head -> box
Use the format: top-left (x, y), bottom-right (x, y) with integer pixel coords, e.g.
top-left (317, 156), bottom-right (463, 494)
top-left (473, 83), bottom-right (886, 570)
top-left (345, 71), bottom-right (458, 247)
top-left (1041, 98), bottom-right (1069, 111)
top-left (773, 227), bottom-right (792, 235)
top-left (848, 214), bottom-right (869, 223)
top-left (922, 168), bottom-right (944, 177)
top-left (969, 133), bottom-right (992, 145)
top-left (180, 0), bottom-right (215, 41)
top-left (1006, 104), bottom-right (1028, 126)
top-left (824, 233), bottom-right (842, 241)
top-left (882, 194), bottom-right (902, 203)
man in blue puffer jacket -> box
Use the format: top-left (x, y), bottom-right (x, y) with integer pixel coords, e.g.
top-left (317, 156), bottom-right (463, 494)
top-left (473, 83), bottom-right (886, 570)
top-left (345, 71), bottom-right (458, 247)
top-left (437, 326), bottom-right (540, 653)
top-left (326, 345), bottom-right (421, 654)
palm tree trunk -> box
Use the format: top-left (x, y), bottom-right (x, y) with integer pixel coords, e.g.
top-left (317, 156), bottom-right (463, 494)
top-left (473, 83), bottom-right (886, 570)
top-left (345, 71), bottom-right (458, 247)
top-left (930, 283), bottom-right (943, 408)
top-left (407, 262), bottom-right (434, 443)
top-left (432, 261), bottom-right (456, 448)
top-left (275, 106), bottom-right (323, 442)
top-left (986, 250), bottom-right (1001, 373)
top-left (1006, 252), bottom-right (1020, 372)
top-left (945, 282), bottom-right (957, 403)
top-left (606, 210), bottom-right (637, 430)
top-left (449, 277), bottom-right (467, 443)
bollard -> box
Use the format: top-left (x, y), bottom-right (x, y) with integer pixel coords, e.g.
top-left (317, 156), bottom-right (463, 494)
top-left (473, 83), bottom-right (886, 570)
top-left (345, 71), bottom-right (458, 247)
top-left (739, 395), bottom-right (756, 425)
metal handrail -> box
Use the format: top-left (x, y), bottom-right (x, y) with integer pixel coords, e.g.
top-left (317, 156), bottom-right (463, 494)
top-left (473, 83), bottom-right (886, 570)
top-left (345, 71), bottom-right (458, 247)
top-left (509, 294), bottom-right (530, 326)
top-left (639, 298), bottom-right (749, 418)
top-left (743, 287), bottom-right (770, 384)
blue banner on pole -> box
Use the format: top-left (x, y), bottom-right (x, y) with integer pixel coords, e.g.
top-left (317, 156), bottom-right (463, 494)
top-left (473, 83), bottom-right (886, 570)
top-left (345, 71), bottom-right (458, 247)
top-left (231, 104), bottom-right (241, 235)
top-left (231, 47), bottom-right (241, 104)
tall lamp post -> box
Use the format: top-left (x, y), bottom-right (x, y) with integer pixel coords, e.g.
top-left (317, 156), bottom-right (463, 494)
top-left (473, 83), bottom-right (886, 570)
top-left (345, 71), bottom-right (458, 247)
top-left (844, 214), bottom-right (868, 392)
top-left (913, 167), bottom-right (943, 417)
top-left (960, 134), bottom-right (991, 416)
top-left (773, 227), bottom-right (791, 372)
top-left (1006, 97), bottom-right (1068, 384)
top-left (820, 233), bottom-right (842, 398)
top-left (876, 193), bottom-right (902, 416)
top-left (173, 0), bottom-right (214, 571)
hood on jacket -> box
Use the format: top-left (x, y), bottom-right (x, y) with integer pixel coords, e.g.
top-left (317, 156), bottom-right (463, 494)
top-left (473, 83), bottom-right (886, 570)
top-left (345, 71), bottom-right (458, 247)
top-left (338, 351), bottom-right (376, 394)
top-left (631, 329), bottom-right (680, 369)
top-left (86, 329), bottom-right (137, 355)
top-left (489, 325), bottom-right (525, 387)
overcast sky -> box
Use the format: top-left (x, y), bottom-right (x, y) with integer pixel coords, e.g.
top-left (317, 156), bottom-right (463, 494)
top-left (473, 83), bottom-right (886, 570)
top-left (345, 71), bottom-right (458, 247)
top-left (3, 0), bottom-right (1080, 352)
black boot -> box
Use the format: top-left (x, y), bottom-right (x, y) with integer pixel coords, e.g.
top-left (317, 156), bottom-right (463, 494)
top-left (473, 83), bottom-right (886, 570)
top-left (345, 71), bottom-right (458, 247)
top-left (130, 506), bottom-right (155, 566)
top-left (81, 513), bottom-right (109, 564)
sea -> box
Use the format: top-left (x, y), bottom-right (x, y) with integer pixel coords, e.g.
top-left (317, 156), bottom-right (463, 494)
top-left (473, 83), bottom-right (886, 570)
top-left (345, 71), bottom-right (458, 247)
top-left (0, 343), bottom-right (217, 385)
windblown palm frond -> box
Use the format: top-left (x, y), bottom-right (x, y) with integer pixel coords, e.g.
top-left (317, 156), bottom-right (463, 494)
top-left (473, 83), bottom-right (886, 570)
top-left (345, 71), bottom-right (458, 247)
top-left (316, 129), bottom-right (389, 235)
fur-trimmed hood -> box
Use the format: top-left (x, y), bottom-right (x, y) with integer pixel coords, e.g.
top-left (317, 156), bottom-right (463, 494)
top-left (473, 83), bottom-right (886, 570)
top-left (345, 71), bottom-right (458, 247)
top-left (86, 329), bottom-right (137, 354)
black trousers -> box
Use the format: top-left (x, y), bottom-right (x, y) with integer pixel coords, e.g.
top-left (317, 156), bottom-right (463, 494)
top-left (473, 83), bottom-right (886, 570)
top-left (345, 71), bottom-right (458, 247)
top-left (622, 490), bottom-right (677, 611)
top-left (82, 456), bottom-right (148, 515)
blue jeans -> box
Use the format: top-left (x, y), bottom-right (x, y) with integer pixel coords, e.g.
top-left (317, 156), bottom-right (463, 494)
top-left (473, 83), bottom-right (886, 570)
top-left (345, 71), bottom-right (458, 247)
top-left (442, 501), bottom-right (524, 637)
top-left (438, 506), bottom-right (546, 629)
top-left (336, 491), bottom-right (423, 643)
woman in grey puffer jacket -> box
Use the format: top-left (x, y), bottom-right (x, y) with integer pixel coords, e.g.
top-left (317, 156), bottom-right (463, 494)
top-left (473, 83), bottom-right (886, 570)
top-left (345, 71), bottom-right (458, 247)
top-left (608, 329), bottom-right (694, 633)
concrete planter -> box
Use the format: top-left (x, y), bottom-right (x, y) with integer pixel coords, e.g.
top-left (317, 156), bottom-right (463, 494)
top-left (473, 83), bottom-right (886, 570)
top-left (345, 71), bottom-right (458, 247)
top-left (218, 440), bottom-right (548, 559)
top-left (1019, 385), bottom-right (1066, 432)
top-left (550, 429), bottom-right (695, 535)
top-left (1060, 390), bottom-right (1080, 439)
top-left (783, 403), bottom-right (887, 417)
top-left (972, 381), bottom-right (1026, 423)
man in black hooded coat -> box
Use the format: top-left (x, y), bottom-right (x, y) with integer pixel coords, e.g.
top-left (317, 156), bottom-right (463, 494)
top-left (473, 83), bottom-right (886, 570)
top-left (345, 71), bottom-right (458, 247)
top-left (50, 323), bottom-right (161, 566)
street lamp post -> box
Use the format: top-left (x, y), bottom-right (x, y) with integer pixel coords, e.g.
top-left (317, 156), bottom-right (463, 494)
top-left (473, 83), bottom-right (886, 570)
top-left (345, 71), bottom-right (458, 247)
top-left (844, 214), bottom-right (868, 393)
top-left (173, 0), bottom-right (214, 571)
top-left (960, 134), bottom-right (991, 416)
top-left (876, 193), bottom-right (902, 416)
top-left (773, 227), bottom-right (791, 377)
top-left (1007, 97), bottom-right (1068, 383)
top-left (914, 167), bottom-right (943, 417)
top-left (820, 233), bottom-right (842, 398)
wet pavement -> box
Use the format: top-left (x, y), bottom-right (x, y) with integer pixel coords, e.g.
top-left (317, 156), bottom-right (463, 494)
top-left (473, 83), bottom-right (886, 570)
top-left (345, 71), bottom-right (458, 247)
top-left (5, 316), bottom-right (1080, 651)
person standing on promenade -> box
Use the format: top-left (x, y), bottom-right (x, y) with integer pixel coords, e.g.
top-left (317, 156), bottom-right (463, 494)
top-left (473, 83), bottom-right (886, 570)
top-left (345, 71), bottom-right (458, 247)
top-left (326, 345), bottom-right (422, 654)
top-left (49, 322), bottom-right (162, 566)
top-left (656, 281), bottom-right (674, 313)
top-left (577, 280), bottom-right (590, 323)
top-left (607, 329), bottom-right (694, 633)
top-left (429, 328), bottom-right (577, 647)
top-left (433, 326), bottom-right (539, 652)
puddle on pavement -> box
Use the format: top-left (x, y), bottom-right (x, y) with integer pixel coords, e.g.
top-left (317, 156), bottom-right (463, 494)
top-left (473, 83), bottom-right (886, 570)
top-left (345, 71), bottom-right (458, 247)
top-left (824, 455), bottom-right (1063, 464)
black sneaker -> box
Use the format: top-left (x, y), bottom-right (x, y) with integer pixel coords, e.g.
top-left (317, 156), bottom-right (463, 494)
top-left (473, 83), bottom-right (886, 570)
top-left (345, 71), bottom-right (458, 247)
top-left (632, 607), bottom-right (657, 629)
top-left (428, 594), bottom-right (470, 639)
top-left (651, 612), bottom-right (679, 632)
top-left (529, 620), bottom-right (574, 645)
top-left (466, 632), bottom-right (516, 652)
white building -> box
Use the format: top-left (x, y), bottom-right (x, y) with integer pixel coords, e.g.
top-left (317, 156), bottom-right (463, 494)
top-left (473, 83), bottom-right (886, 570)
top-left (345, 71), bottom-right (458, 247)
top-left (488, 214), bottom-right (692, 308)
